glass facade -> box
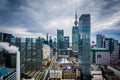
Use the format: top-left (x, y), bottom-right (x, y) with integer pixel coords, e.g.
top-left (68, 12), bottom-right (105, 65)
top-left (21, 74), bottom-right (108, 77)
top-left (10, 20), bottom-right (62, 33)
top-left (72, 26), bottom-right (79, 53)
top-left (64, 36), bottom-right (69, 49)
top-left (49, 36), bottom-right (53, 48)
top-left (21, 39), bottom-right (26, 73)
top-left (78, 14), bottom-right (91, 80)
top-left (10, 37), bottom-right (42, 74)
top-left (105, 38), bottom-right (114, 54)
top-left (36, 37), bottom-right (42, 71)
top-left (26, 38), bottom-right (32, 71)
top-left (57, 29), bottom-right (64, 51)
top-left (96, 34), bottom-right (105, 48)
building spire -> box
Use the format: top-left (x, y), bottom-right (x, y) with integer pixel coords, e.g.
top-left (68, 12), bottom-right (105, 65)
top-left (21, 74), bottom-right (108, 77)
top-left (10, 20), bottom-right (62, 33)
top-left (74, 9), bottom-right (78, 26)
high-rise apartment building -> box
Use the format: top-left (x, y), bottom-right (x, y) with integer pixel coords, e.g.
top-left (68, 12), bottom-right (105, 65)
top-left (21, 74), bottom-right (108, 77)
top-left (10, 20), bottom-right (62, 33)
top-left (36, 37), bottom-right (43, 71)
top-left (78, 14), bottom-right (91, 80)
top-left (11, 37), bottom-right (42, 75)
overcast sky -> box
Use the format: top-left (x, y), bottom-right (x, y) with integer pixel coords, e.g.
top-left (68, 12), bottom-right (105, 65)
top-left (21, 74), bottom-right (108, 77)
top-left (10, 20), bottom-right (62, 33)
top-left (0, 0), bottom-right (120, 43)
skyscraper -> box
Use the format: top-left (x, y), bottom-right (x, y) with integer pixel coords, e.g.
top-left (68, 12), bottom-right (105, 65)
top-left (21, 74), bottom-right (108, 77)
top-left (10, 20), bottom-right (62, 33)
top-left (105, 38), bottom-right (119, 64)
top-left (36, 37), bottom-right (43, 71)
top-left (57, 29), bottom-right (64, 49)
top-left (96, 34), bottom-right (105, 48)
top-left (57, 29), bottom-right (64, 55)
top-left (49, 36), bottom-right (53, 48)
top-left (105, 38), bottom-right (114, 54)
top-left (72, 10), bottom-right (79, 55)
top-left (64, 36), bottom-right (69, 49)
top-left (78, 14), bottom-right (91, 80)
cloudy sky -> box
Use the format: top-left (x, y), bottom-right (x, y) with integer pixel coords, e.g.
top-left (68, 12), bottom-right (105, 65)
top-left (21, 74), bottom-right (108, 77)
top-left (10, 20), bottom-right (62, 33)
top-left (0, 0), bottom-right (120, 43)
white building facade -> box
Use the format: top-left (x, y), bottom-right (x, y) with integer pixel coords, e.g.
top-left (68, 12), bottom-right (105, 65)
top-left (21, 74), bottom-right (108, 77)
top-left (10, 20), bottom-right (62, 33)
top-left (91, 48), bottom-right (110, 65)
top-left (42, 44), bottom-right (50, 59)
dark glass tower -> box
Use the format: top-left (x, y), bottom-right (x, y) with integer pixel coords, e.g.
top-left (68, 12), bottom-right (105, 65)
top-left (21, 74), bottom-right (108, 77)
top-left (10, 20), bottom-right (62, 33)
top-left (78, 14), bottom-right (91, 80)
top-left (57, 29), bottom-right (64, 49)
top-left (64, 36), bottom-right (69, 49)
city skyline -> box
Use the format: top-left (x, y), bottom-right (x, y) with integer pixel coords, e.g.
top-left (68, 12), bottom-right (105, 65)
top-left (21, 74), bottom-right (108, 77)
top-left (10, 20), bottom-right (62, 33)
top-left (0, 0), bottom-right (120, 42)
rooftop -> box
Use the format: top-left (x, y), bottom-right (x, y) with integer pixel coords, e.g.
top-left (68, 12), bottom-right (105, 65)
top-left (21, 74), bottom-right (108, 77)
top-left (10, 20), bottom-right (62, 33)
top-left (91, 48), bottom-right (109, 51)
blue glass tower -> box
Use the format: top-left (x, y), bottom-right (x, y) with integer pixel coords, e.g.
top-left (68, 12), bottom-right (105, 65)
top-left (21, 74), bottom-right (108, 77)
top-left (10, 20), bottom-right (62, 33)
top-left (64, 36), bottom-right (69, 49)
top-left (72, 10), bottom-right (79, 55)
top-left (57, 29), bottom-right (64, 49)
top-left (78, 14), bottom-right (91, 80)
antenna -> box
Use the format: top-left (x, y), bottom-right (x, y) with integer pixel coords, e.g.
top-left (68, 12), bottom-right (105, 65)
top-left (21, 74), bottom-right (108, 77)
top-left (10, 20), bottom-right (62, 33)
top-left (74, 8), bottom-right (78, 26)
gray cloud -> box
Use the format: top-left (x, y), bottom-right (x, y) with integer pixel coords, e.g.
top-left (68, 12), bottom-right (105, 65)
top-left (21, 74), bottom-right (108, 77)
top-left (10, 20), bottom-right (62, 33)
top-left (100, 0), bottom-right (120, 16)
top-left (0, 0), bottom-right (120, 42)
top-left (95, 29), bottom-right (120, 41)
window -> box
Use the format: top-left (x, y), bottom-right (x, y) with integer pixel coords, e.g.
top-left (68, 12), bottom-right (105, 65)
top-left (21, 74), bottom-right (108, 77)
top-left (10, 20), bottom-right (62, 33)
top-left (97, 55), bottom-right (102, 58)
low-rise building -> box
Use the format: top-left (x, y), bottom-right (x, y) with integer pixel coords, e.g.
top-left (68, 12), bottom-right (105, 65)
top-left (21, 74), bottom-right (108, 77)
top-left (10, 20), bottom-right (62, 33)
top-left (49, 62), bottom-right (62, 80)
top-left (91, 48), bottom-right (110, 65)
top-left (49, 55), bottom-right (81, 80)
top-left (62, 63), bottom-right (81, 80)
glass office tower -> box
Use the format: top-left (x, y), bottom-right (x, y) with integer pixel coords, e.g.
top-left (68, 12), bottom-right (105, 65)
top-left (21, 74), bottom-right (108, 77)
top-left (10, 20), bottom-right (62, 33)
top-left (57, 29), bottom-right (64, 49)
top-left (72, 26), bottom-right (79, 53)
top-left (96, 34), bottom-right (105, 48)
top-left (64, 36), bottom-right (69, 49)
top-left (72, 10), bottom-right (79, 55)
top-left (78, 14), bottom-right (91, 80)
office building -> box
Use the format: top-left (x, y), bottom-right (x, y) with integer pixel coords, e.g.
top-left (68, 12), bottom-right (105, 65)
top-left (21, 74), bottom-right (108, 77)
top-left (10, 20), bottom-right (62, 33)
top-left (78, 14), bottom-right (91, 80)
top-left (110, 39), bottom-right (119, 64)
top-left (36, 37), bottom-right (43, 71)
top-left (64, 36), bottom-right (69, 49)
top-left (104, 38), bottom-right (114, 54)
top-left (72, 10), bottom-right (79, 55)
top-left (49, 36), bottom-right (53, 48)
top-left (104, 38), bottom-right (119, 64)
top-left (96, 34), bottom-right (105, 48)
top-left (91, 48), bottom-right (110, 65)
top-left (11, 37), bottom-right (42, 77)
top-left (25, 38), bottom-right (32, 72)
top-left (57, 29), bottom-right (64, 54)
